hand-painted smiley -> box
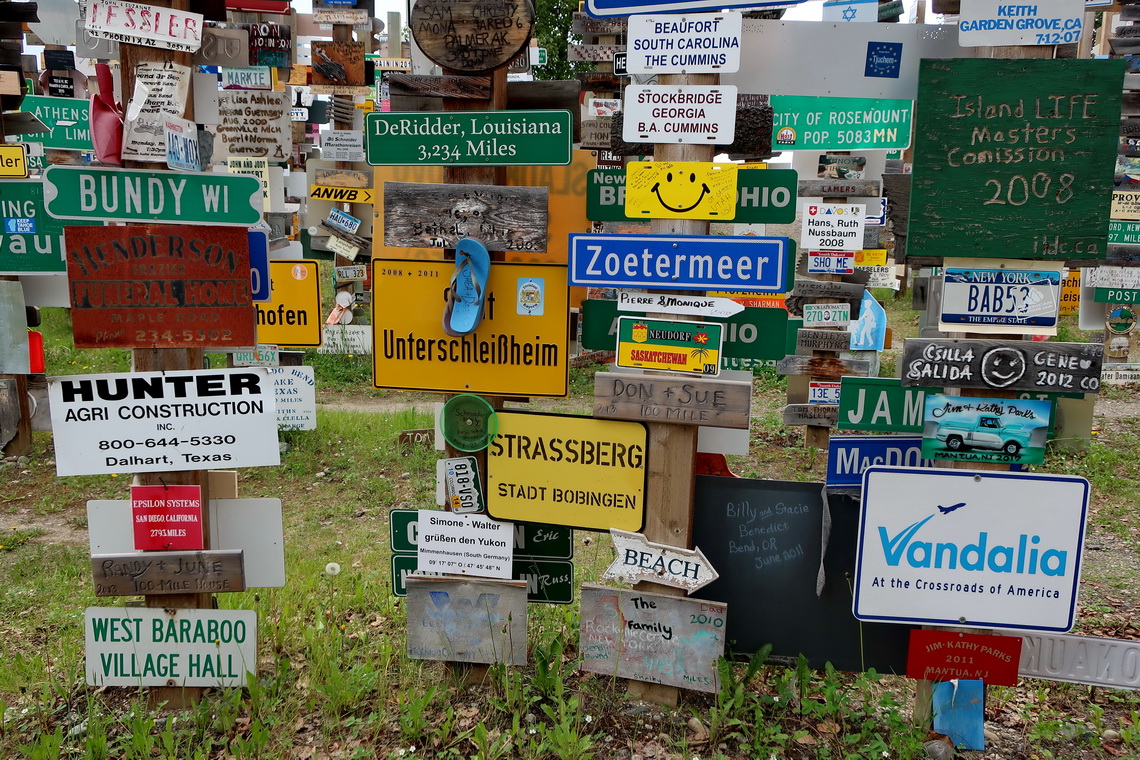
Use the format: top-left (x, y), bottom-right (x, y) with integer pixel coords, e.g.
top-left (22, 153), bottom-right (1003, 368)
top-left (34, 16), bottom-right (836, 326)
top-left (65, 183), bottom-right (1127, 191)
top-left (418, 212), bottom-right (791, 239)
top-left (980, 346), bottom-right (1026, 388)
top-left (651, 171), bottom-right (710, 213)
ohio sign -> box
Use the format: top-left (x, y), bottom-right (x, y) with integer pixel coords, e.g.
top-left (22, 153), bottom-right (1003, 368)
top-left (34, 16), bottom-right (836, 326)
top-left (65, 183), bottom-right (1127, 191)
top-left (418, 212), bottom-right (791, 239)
top-left (568, 233), bottom-right (792, 293)
top-left (854, 466), bottom-right (1089, 632)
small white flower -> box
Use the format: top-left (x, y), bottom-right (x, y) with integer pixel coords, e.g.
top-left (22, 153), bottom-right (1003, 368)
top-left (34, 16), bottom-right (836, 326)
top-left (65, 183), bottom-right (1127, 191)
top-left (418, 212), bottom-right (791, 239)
top-left (325, 562), bottom-right (341, 575)
top-left (528, 728), bottom-right (537, 735)
top-left (585, 715), bottom-right (593, 724)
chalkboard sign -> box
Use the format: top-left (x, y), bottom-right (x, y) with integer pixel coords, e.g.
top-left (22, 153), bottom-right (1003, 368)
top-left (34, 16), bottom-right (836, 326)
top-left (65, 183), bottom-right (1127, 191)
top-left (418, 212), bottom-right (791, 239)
top-left (691, 476), bottom-right (912, 673)
top-left (908, 59), bottom-right (1124, 261)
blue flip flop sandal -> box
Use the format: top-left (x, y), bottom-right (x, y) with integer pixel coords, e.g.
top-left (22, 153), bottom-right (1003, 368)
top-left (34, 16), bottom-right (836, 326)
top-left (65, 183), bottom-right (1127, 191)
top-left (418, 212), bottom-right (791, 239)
top-left (443, 238), bottom-right (491, 337)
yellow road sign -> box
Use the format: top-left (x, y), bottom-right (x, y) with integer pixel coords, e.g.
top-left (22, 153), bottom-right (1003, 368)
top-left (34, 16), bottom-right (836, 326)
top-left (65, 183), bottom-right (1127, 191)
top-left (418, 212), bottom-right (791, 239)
top-left (310, 185), bottom-right (375, 204)
top-left (624, 161), bottom-right (737, 221)
top-left (256, 260), bottom-right (323, 347)
top-left (0, 144), bottom-right (27, 178)
top-left (855, 248), bottom-right (887, 267)
top-left (372, 259), bottom-right (568, 396)
top-left (486, 411), bottom-right (646, 532)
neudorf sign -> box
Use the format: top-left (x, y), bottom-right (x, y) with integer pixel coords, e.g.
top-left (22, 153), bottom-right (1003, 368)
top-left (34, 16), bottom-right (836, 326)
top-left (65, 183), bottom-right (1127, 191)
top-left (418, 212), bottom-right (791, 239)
top-left (900, 338), bottom-right (1103, 394)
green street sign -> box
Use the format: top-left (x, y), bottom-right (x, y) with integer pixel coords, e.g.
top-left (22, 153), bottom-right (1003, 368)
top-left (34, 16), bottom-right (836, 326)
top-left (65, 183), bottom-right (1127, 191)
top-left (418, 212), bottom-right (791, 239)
top-left (365, 110), bottom-right (573, 166)
top-left (391, 554), bottom-right (574, 603)
top-left (388, 509), bottom-right (573, 558)
top-left (587, 168), bottom-right (797, 224)
top-left (0, 179), bottom-right (99, 274)
top-left (1094, 287), bottom-right (1140, 304)
top-left (770, 95), bottom-right (912, 151)
top-left (581, 299), bottom-right (799, 362)
top-left (18, 95), bottom-right (93, 151)
top-left (838, 377), bottom-right (936, 433)
top-left (1109, 220), bottom-right (1140, 245)
top-left (42, 166), bottom-right (263, 226)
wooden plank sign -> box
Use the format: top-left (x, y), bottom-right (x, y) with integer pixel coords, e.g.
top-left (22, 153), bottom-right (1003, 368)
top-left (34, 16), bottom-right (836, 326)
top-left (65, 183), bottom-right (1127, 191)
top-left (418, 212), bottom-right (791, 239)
top-left (65, 225), bottom-right (255, 349)
top-left (900, 338), bottom-right (1104, 394)
top-left (775, 355), bottom-right (870, 380)
top-left (387, 74), bottom-right (490, 100)
top-left (410, 0), bottom-right (534, 74)
top-left (92, 550), bottom-right (245, 597)
top-left (797, 328), bottom-right (855, 352)
top-left (604, 529), bottom-right (719, 592)
top-left (783, 403), bottom-right (839, 427)
top-left (579, 585), bottom-right (727, 693)
top-left (593, 371), bottom-right (751, 429)
top-left (908, 59), bottom-right (1124, 260)
top-left (405, 577), bottom-right (527, 664)
top-left (383, 182), bottom-right (548, 252)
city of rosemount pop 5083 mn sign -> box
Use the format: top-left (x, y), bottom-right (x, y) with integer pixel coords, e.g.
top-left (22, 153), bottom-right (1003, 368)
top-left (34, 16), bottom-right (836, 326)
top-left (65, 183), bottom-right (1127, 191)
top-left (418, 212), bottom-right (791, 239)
top-left (907, 59), bottom-right (1124, 261)
top-left (854, 467), bottom-right (1089, 631)
top-left (365, 111), bottom-right (573, 167)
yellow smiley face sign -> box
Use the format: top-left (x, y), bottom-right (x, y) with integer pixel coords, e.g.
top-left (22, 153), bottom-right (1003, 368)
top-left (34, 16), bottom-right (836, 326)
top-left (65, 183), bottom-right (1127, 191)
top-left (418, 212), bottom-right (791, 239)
top-left (624, 161), bottom-right (738, 221)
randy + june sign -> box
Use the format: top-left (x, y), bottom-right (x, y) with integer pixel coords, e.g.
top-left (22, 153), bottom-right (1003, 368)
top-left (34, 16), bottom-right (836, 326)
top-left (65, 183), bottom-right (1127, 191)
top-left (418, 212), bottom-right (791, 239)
top-left (854, 466), bottom-right (1089, 631)
top-left (907, 59), bottom-right (1124, 261)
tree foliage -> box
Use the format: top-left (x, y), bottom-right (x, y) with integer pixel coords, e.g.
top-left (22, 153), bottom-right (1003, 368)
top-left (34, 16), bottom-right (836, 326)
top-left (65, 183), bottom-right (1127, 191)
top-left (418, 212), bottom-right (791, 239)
top-left (532, 0), bottom-right (594, 80)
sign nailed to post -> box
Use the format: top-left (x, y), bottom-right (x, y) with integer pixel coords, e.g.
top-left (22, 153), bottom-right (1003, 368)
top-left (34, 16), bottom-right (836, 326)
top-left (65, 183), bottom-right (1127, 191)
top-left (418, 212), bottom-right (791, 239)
top-left (365, 111), bottom-right (573, 167)
top-left (85, 0), bottom-right (204, 52)
top-left (256, 260), bottom-right (323, 348)
top-left (604, 529), bottom-right (719, 592)
top-left (900, 338), bottom-right (1103, 394)
top-left (616, 316), bottom-right (724, 376)
top-left (625, 12), bottom-right (742, 74)
top-left (623, 85), bottom-right (737, 144)
top-left (771, 95), bottom-right (913, 151)
top-left (587, 167), bottom-right (796, 224)
top-left (957, 0), bottom-right (1084, 47)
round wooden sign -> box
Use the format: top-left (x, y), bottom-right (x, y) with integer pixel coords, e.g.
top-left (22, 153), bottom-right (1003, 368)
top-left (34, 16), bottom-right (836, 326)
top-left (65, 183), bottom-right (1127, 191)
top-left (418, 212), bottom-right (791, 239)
top-left (411, 0), bottom-right (535, 74)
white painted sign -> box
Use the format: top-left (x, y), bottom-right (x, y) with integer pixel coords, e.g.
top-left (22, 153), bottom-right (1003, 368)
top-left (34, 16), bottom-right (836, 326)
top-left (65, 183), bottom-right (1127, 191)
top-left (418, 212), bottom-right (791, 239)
top-left (623, 85), bottom-right (737, 144)
top-left (626, 12), bottom-right (742, 74)
top-left (958, 0), bottom-right (1084, 47)
top-left (804, 302), bottom-right (851, 328)
top-left (1013, 631), bottom-right (1140, 689)
top-left (268, 365), bottom-right (317, 431)
top-left (823, 0), bottom-right (879, 22)
top-left (84, 0), bottom-right (204, 53)
top-left (48, 369), bottom-right (280, 476)
top-left (327, 235), bottom-right (360, 259)
top-left (86, 607), bottom-right (255, 687)
top-left (604, 529), bottom-right (719, 593)
top-left (801, 203), bottom-right (866, 252)
top-left (864, 265), bottom-right (900, 290)
top-left (1083, 266), bottom-right (1140, 290)
top-left (321, 130), bottom-right (366, 162)
top-left (617, 289), bottom-right (744, 318)
top-left (854, 467), bottom-right (1089, 631)
top-left (1099, 364), bottom-right (1140, 385)
top-left (416, 511), bottom-right (514, 579)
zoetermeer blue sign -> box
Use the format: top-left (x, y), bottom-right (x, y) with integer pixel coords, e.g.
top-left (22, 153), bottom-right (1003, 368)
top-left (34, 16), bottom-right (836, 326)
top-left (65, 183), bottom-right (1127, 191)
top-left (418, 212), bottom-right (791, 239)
top-left (826, 434), bottom-right (934, 488)
top-left (586, 0), bottom-right (805, 18)
top-left (569, 233), bottom-right (792, 293)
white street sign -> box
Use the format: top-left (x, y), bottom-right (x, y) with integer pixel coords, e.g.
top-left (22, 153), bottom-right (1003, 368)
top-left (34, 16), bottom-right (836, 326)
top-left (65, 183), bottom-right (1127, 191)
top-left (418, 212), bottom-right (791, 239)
top-left (617, 289), bottom-right (744, 318)
top-left (854, 467), bottom-right (1090, 632)
top-left (48, 369), bottom-right (280, 476)
top-left (86, 607), bottom-right (256, 687)
top-left (1083, 266), bottom-right (1140, 290)
top-left (626, 12), bottom-right (742, 74)
top-left (801, 203), bottom-right (866, 252)
top-left (604, 529), bottom-right (719, 593)
top-left (958, 0), bottom-right (1084, 47)
top-left (1012, 631), bottom-right (1140, 689)
top-left (417, 511), bottom-right (514, 579)
top-left (623, 85), bottom-right (737, 145)
top-left (268, 365), bottom-right (317, 431)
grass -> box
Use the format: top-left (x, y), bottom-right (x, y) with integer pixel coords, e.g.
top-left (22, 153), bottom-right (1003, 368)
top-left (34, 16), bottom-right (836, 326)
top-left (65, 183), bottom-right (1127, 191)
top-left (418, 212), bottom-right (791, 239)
top-left (6, 301), bottom-right (1140, 758)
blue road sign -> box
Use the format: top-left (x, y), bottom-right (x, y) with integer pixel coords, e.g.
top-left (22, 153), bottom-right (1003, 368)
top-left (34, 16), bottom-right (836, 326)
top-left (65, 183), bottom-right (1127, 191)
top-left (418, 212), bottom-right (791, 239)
top-left (568, 233), bottom-right (792, 293)
top-left (248, 230), bottom-right (271, 302)
top-left (826, 434), bottom-right (933, 488)
top-left (586, 0), bottom-right (805, 18)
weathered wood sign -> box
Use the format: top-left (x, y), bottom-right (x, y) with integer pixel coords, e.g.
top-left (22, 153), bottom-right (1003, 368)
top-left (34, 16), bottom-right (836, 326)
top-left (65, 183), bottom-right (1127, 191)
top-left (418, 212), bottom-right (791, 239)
top-left (798, 179), bottom-right (882, 198)
top-left (579, 585), bottom-right (727, 693)
top-left (388, 74), bottom-right (490, 100)
top-left (411, 0), bottom-right (534, 73)
top-left (92, 550), bottom-right (245, 597)
top-left (797, 328), bottom-right (855, 352)
top-left (604, 529), bottom-right (719, 592)
top-left (901, 338), bottom-right (1103, 394)
top-left (908, 59), bottom-right (1124, 260)
top-left (790, 279), bottom-right (866, 300)
top-left (383, 182), bottom-right (548, 252)
top-left (593, 371), bottom-right (751, 429)
top-left (405, 577), bottom-right (527, 664)
top-left (783, 403), bottom-right (839, 427)
top-left (775, 355), bottom-right (870, 381)
top-left (65, 225), bottom-right (255, 349)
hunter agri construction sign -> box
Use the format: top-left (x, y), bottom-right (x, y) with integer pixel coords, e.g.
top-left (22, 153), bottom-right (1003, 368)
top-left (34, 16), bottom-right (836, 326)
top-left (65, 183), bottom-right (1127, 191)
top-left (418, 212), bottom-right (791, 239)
top-left (853, 467), bottom-right (1089, 632)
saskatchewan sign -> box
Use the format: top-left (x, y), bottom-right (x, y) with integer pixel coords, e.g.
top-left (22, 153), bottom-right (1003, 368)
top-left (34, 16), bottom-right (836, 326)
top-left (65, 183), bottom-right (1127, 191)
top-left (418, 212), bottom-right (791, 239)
top-left (43, 166), bottom-right (263, 226)
top-left (366, 110), bottom-right (573, 166)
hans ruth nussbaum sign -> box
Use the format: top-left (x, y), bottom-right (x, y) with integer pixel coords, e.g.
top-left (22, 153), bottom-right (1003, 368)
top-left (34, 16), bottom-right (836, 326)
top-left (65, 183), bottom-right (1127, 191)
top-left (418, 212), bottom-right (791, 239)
top-left (854, 467), bottom-right (1089, 631)
top-left (48, 368), bottom-right (280, 476)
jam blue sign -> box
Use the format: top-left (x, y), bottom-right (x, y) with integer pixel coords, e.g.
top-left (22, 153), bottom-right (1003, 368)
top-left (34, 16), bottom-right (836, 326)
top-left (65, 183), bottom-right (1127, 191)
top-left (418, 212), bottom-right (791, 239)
top-left (864, 41), bottom-right (902, 79)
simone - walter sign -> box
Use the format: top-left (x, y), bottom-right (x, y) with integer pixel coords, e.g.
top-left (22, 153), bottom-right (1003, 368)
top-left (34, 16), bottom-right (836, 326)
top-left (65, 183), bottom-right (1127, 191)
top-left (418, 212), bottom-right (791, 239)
top-left (48, 369), bottom-right (280, 477)
top-left (86, 607), bottom-right (255, 687)
top-left (854, 467), bottom-right (1089, 631)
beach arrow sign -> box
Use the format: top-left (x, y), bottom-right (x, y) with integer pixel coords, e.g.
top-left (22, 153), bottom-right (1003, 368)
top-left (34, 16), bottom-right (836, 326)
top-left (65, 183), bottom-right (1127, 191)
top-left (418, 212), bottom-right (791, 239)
top-left (604, 529), bottom-right (720, 593)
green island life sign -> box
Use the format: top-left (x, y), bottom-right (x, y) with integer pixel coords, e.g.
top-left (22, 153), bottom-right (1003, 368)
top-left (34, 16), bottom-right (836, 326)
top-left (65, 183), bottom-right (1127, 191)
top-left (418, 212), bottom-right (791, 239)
top-left (587, 168), bottom-right (797, 224)
top-left (770, 95), bottom-right (913, 151)
top-left (365, 110), bottom-right (573, 166)
top-left (18, 95), bottom-right (93, 151)
top-left (0, 180), bottom-right (99, 274)
top-left (42, 166), bottom-right (264, 226)
top-left (908, 58), bottom-right (1124, 261)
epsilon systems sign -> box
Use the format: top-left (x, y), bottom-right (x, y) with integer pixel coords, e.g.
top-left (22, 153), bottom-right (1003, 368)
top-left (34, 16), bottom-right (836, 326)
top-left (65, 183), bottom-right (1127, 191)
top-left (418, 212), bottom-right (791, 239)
top-left (853, 467), bottom-right (1089, 631)
top-left (568, 233), bottom-right (792, 293)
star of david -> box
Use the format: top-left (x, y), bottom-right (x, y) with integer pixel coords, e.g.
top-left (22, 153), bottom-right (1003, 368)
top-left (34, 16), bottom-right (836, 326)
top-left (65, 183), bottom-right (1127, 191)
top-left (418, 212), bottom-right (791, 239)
top-left (842, 6), bottom-right (857, 20)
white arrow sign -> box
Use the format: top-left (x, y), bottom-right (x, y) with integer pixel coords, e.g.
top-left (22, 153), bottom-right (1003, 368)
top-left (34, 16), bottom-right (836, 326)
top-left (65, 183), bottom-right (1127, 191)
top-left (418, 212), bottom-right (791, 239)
top-left (617, 290), bottom-right (745, 318)
top-left (604, 529), bottom-right (719, 594)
